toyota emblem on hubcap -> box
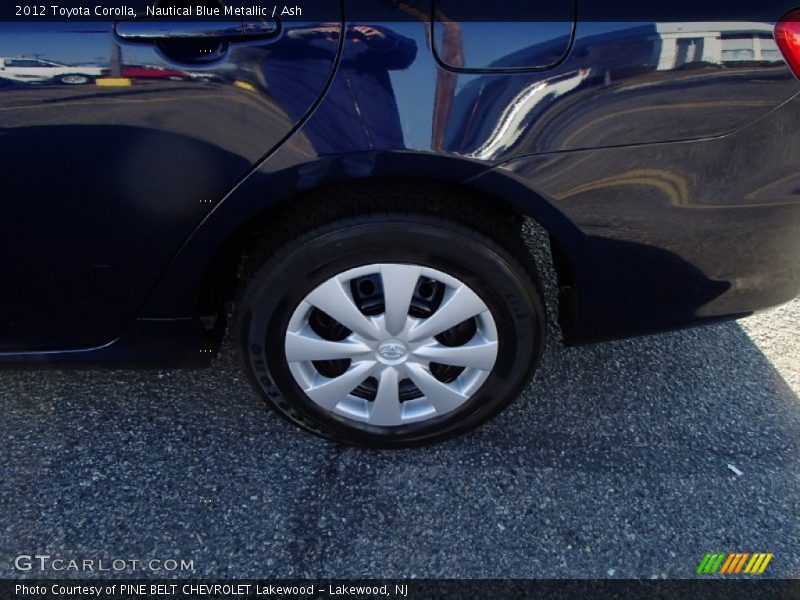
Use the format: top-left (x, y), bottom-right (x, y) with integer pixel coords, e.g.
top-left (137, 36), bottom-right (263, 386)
top-left (377, 340), bottom-right (408, 363)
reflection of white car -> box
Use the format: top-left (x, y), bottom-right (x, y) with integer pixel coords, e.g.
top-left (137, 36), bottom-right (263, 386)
top-left (0, 57), bottom-right (104, 85)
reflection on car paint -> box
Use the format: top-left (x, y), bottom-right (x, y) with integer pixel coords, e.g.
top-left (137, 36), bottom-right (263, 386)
top-left (0, 1), bottom-right (799, 358)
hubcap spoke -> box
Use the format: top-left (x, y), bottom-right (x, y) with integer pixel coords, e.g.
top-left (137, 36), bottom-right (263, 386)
top-left (405, 363), bottom-right (469, 414)
top-left (406, 284), bottom-right (487, 342)
top-left (414, 340), bottom-right (498, 371)
top-left (380, 264), bottom-right (421, 336)
top-left (304, 361), bottom-right (376, 410)
top-left (285, 331), bottom-right (370, 362)
top-left (368, 367), bottom-right (402, 426)
top-left (305, 278), bottom-right (380, 339)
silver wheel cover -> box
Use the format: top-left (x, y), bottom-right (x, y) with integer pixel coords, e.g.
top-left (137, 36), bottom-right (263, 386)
top-left (61, 75), bottom-right (87, 84)
top-left (284, 264), bottom-right (499, 427)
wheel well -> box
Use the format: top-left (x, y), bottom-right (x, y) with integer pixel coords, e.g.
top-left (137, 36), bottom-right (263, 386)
top-left (194, 177), bottom-right (576, 339)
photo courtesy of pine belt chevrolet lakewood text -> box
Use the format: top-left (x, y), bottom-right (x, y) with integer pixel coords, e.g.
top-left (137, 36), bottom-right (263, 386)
top-left (2, 0), bottom-right (800, 446)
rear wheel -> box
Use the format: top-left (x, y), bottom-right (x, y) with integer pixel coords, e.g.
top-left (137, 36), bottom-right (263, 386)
top-left (236, 201), bottom-right (545, 447)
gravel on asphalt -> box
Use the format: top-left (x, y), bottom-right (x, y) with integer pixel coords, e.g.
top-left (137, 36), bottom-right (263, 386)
top-left (1, 295), bottom-right (798, 579)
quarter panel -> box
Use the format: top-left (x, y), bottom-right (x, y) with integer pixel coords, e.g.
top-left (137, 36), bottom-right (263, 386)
top-left (492, 95), bottom-right (800, 342)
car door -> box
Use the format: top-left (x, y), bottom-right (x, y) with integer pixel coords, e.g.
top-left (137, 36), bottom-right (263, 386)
top-left (0, 8), bottom-right (342, 351)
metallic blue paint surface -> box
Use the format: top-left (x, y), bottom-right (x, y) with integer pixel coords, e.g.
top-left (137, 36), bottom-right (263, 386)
top-left (1, 0), bottom-right (800, 363)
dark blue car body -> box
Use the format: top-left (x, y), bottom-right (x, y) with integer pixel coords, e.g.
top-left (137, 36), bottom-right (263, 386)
top-left (2, 0), bottom-right (800, 364)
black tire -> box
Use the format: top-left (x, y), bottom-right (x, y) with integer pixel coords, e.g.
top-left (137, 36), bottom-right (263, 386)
top-left (235, 189), bottom-right (546, 447)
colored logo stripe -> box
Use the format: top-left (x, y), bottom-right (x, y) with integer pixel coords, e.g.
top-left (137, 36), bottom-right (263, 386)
top-left (697, 553), bottom-right (726, 574)
top-left (720, 553), bottom-right (749, 574)
top-left (744, 553), bottom-right (773, 574)
top-left (697, 553), bottom-right (773, 575)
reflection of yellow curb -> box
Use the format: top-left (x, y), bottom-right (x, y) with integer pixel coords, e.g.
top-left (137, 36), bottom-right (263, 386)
top-left (233, 80), bottom-right (257, 92)
top-left (96, 78), bottom-right (132, 87)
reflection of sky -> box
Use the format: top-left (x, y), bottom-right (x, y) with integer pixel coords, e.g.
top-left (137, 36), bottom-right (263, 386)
top-left (0, 23), bottom-right (113, 64)
top-left (386, 22), bottom-right (647, 150)
top-left (446, 22), bottom-right (573, 68)
top-left (389, 21), bottom-right (670, 150)
top-left (0, 22), bottom-right (187, 66)
top-left (4, 19), bottom-right (773, 153)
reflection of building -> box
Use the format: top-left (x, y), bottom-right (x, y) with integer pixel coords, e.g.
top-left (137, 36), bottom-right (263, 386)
top-left (655, 22), bottom-right (781, 70)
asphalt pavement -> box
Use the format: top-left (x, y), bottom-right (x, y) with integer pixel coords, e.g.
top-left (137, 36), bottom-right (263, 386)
top-left (1, 289), bottom-right (798, 579)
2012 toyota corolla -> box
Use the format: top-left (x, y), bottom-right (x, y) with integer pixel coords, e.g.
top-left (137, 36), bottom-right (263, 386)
top-left (2, 0), bottom-right (800, 446)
